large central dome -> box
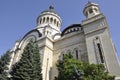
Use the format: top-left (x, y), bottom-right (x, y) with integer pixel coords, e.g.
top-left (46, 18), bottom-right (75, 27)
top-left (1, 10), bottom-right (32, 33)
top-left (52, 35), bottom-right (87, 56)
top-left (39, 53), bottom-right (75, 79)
top-left (36, 5), bottom-right (62, 29)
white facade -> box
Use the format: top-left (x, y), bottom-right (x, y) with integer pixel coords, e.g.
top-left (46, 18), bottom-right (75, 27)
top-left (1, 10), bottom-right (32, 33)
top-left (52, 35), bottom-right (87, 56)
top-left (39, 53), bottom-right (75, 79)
top-left (9, 2), bottom-right (120, 80)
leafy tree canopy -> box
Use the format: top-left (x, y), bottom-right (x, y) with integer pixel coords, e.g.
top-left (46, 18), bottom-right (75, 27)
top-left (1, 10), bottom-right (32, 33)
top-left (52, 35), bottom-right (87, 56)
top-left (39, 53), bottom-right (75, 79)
top-left (55, 54), bottom-right (114, 80)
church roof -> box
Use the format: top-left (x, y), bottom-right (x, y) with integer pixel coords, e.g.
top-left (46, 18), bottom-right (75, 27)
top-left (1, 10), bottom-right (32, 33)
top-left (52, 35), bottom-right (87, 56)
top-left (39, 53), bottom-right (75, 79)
top-left (84, 1), bottom-right (99, 8)
top-left (61, 24), bottom-right (82, 36)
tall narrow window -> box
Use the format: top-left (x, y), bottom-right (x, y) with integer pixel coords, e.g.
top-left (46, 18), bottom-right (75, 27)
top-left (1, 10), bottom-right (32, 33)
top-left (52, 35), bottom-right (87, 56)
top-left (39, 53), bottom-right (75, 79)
top-left (62, 54), bottom-right (64, 60)
top-left (75, 50), bottom-right (79, 59)
top-left (57, 22), bottom-right (59, 27)
top-left (54, 19), bottom-right (56, 24)
top-left (45, 58), bottom-right (49, 80)
top-left (50, 17), bottom-right (53, 23)
top-left (47, 17), bottom-right (49, 23)
top-left (97, 43), bottom-right (104, 63)
top-left (43, 17), bottom-right (45, 23)
top-left (40, 19), bottom-right (42, 24)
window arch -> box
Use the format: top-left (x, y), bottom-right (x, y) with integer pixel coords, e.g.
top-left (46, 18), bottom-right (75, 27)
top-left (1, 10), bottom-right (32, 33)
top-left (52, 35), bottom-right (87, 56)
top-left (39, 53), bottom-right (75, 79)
top-left (54, 19), bottom-right (56, 25)
top-left (57, 21), bottom-right (59, 27)
top-left (47, 17), bottom-right (49, 23)
top-left (89, 8), bottom-right (93, 14)
top-left (50, 17), bottom-right (53, 23)
top-left (40, 18), bottom-right (42, 24)
top-left (94, 8), bottom-right (98, 12)
top-left (43, 17), bottom-right (45, 23)
top-left (85, 11), bottom-right (88, 17)
top-left (75, 50), bottom-right (79, 59)
top-left (97, 43), bottom-right (104, 63)
top-left (73, 48), bottom-right (79, 59)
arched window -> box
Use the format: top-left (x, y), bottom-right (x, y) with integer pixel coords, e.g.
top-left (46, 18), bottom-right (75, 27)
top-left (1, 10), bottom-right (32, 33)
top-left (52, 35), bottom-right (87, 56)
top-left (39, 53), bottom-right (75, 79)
top-left (94, 8), bottom-right (98, 12)
top-left (75, 50), bottom-right (79, 59)
top-left (54, 19), bottom-right (56, 24)
top-left (40, 18), bottom-right (42, 24)
top-left (74, 28), bottom-right (76, 31)
top-left (47, 17), bottom-right (49, 23)
top-left (97, 43), bottom-right (104, 63)
top-left (43, 17), bottom-right (45, 23)
top-left (85, 12), bottom-right (88, 17)
top-left (57, 21), bottom-right (59, 27)
top-left (50, 17), bottom-right (53, 23)
top-left (89, 8), bottom-right (93, 14)
top-left (73, 48), bottom-right (79, 59)
top-left (62, 54), bottom-right (64, 60)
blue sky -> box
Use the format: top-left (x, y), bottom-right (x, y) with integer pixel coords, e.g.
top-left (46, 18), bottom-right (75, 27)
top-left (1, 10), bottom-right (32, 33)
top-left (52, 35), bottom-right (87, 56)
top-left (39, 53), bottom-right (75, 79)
top-left (0, 0), bottom-right (120, 62)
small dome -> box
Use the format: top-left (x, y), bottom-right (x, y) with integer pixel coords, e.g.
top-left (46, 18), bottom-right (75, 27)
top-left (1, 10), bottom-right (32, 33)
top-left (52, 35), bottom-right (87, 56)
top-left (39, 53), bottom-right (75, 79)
top-left (85, 1), bottom-right (99, 8)
top-left (83, 1), bottom-right (100, 18)
top-left (36, 5), bottom-right (62, 32)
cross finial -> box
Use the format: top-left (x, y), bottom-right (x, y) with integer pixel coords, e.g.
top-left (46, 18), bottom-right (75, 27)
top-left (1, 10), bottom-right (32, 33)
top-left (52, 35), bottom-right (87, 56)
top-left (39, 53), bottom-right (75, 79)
top-left (88, 0), bottom-right (91, 4)
top-left (49, 5), bottom-right (54, 10)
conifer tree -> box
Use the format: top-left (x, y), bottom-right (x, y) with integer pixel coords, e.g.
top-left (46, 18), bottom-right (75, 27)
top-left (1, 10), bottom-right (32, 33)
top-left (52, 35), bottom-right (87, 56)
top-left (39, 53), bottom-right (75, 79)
top-left (0, 50), bottom-right (11, 80)
top-left (10, 40), bottom-right (42, 80)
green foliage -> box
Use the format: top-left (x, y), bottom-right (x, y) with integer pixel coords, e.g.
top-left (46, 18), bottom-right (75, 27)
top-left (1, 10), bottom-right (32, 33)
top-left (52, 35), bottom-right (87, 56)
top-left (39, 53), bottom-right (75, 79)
top-left (55, 54), bottom-right (114, 80)
top-left (0, 50), bottom-right (11, 80)
top-left (83, 63), bottom-right (115, 80)
top-left (10, 40), bottom-right (42, 80)
top-left (55, 54), bottom-right (83, 80)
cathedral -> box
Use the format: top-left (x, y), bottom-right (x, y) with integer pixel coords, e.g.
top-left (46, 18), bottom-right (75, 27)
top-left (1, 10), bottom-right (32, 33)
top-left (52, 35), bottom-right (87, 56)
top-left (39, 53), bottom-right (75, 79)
top-left (8, 1), bottom-right (120, 80)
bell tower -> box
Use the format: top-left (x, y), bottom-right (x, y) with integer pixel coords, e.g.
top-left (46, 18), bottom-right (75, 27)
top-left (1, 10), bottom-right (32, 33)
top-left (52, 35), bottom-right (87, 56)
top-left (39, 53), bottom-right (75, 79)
top-left (82, 1), bottom-right (120, 77)
top-left (83, 1), bottom-right (100, 18)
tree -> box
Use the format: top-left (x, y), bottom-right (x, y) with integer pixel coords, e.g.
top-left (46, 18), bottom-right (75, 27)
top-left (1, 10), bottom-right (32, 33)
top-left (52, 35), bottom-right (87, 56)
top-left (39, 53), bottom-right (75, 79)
top-left (55, 54), bottom-right (84, 80)
top-left (10, 40), bottom-right (42, 80)
top-left (83, 63), bottom-right (114, 80)
top-left (55, 54), bottom-right (114, 80)
top-left (0, 50), bottom-right (11, 80)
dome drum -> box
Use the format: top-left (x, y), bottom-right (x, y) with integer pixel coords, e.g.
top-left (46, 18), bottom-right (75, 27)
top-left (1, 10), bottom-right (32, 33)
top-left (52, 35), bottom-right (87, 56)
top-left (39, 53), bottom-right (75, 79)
top-left (37, 14), bottom-right (61, 28)
top-left (37, 6), bottom-right (62, 29)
